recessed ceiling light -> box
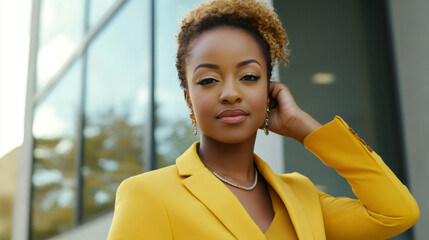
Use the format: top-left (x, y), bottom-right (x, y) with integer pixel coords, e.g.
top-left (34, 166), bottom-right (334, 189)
top-left (312, 72), bottom-right (336, 85)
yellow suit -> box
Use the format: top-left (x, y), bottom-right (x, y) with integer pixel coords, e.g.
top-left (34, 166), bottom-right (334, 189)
top-left (108, 117), bottom-right (419, 239)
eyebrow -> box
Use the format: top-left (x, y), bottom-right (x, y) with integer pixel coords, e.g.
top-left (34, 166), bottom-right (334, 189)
top-left (237, 59), bottom-right (261, 68)
top-left (193, 59), bottom-right (261, 73)
top-left (193, 63), bottom-right (219, 73)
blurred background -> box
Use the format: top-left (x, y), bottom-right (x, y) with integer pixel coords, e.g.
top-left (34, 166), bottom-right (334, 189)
top-left (0, 0), bottom-right (428, 239)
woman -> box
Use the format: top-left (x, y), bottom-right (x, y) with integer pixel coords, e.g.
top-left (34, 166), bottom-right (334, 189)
top-left (108, 0), bottom-right (419, 239)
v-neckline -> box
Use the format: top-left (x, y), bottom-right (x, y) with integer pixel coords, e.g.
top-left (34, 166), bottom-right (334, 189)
top-left (264, 186), bottom-right (279, 234)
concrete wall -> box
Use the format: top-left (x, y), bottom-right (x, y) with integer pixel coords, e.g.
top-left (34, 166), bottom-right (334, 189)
top-left (388, 1), bottom-right (429, 239)
top-left (48, 213), bottom-right (113, 240)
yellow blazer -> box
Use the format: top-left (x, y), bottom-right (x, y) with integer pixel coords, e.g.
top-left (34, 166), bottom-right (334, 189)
top-left (108, 117), bottom-right (419, 239)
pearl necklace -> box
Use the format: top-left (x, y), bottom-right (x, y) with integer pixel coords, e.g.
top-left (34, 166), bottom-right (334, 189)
top-left (208, 167), bottom-right (258, 191)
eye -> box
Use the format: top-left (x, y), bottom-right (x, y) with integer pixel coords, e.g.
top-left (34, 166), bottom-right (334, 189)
top-left (240, 74), bottom-right (261, 81)
top-left (197, 77), bottom-right (219, 85)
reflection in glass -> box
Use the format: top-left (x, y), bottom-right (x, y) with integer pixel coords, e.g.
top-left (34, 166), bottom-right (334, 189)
top-left (154, 0), bottom-right (201, 168)
top-left (89, 0), bottom-right (119, 28)
top-left (82, 0), bottom-right (150, 221)
top-left (31, 60), bottom-right (82, 240)
top-left (37, 0), bottom-right (85, 91)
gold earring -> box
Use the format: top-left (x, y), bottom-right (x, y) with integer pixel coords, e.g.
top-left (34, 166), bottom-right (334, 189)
top-left (263, 106), bottom-right (270, 136)
top-left (189, 109), bottom-right (197, 136)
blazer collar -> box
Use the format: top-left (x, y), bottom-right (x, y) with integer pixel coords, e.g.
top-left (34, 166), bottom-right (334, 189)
top-left (176, 142), bottom-right (314, 239)
top-left (176, 142), bottom-right (205, 176)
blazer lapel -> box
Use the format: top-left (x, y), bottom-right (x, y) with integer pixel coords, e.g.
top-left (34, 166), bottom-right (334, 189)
top-left (177, 142), bottom-right (266, 239)
top-left (255, 155), bottom-right (314, 240)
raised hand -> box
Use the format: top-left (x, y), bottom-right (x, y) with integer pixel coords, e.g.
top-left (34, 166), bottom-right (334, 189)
top-left (266, 81), bottom-right (322, 143)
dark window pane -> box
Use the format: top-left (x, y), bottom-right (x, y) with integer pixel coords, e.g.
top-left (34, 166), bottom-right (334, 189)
top-left (82, 0), bottom-right (150, 221)
top-left (274, 0), bottom-right (410, 239)
top-left (37, 0), bottom-right (85, 91)
top-left (31, 60), bottom-right (82, 240)
top-left (154, 0), bottom-right (201, 168)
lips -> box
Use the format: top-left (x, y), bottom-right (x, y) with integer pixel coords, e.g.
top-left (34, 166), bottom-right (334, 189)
top-left (216, 109), bottom-right (248, 124)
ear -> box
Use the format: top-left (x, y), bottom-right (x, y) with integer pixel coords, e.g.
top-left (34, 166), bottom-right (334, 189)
top-left (268, 87), bottom-right (277, 110)
top-left (184, 90), bottom-right (192, 109)
top-left (267, 81), bottom-right (271, 101)
top-left (267, 81), bottom-right (271, 106)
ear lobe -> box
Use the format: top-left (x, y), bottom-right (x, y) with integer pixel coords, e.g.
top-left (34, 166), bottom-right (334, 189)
top-left (267, 94), bottom-right (271, 109)
top-left (184, 90), bottom-right (192, 109)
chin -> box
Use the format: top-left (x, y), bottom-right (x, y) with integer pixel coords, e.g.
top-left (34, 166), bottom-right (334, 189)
top-left (202, 130), bottom-right (258, 145)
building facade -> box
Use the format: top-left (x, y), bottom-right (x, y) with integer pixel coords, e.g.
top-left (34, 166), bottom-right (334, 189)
top-left (13, 0), bottom-right (429, 239)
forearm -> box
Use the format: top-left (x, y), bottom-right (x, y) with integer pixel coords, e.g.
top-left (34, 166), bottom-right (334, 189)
top-left (304, 117), bottom-right (419, 238)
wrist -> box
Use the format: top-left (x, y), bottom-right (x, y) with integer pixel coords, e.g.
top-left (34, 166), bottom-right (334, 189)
top-left (287, 111), bottom-right (322, 143)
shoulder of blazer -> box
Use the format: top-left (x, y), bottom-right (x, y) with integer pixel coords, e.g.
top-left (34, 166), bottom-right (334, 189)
top-left (276, 172), bottom-right (320, 194)
top-left (117, 141), bottom-right (203, 198)
top-left (119, 164), bottom-right (182, 194)
top-left (110, 166), bottom-right (176, 239)
top-left (277, 172), bottom-right (311, 182)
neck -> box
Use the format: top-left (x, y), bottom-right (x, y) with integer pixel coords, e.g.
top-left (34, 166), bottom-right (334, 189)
top-left (198, 133), bottom-right (257, 183)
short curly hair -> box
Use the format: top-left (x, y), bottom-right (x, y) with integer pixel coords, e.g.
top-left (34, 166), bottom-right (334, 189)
top-left (176, 0), bottom-right (289, 89)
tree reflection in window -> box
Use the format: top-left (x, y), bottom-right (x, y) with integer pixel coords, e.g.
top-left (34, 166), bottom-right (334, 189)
top-left (31, 60), bottom-right (81, 240)
top-left (83, 109), bottom-right (144, 220)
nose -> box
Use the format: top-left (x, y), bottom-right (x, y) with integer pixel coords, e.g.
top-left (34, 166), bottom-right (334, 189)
top-left (219, 79), bottom-right (242, 104)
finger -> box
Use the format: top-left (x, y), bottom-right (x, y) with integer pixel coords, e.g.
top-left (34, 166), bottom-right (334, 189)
top-left (269, 82), bottom-right (295, 108)
top-left (268, 82), bottom-right (283, 109)
top-left (269, 81), bottom-right (289, 98)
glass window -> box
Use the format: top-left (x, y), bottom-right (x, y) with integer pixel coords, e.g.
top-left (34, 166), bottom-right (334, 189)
top-left (89, 0), bottom-right (119, 29)
top-left (154, 0), bottom-right (201, 168)
top-left (37, 0), bottom-right (85, 91)
top-left (82, 0), bottom-right (151, 221)
top-left (274, 1), bottom-right (409, 239)
top-left (31, 60), bottom-right (82, 240)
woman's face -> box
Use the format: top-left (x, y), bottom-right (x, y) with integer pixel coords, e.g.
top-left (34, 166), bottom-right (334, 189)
top-left (185, 27), bottom-right (269, 144)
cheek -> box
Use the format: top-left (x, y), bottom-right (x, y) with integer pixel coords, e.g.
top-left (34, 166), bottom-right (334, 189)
top-left (250, 83), bottom-right (269, 106)
top-left (253, 97), bottom-right (268, 122)
top-left (190, 91), bottom-right (214, 121)
top-left (252, 85), bottom-right (269, 120)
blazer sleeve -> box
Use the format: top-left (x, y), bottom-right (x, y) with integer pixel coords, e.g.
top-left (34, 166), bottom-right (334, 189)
top-left (107, 176), bottom-right (173, 240)
top-left (303, 116), bottom-right (419, 240)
